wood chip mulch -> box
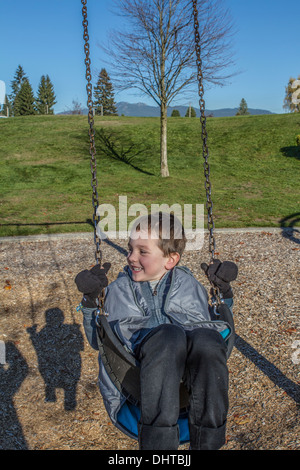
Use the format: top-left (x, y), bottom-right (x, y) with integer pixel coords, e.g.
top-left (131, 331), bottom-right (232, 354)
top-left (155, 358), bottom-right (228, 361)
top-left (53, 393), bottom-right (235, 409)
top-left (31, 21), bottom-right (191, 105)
top-left (0, 229), bottom-right (299, 450)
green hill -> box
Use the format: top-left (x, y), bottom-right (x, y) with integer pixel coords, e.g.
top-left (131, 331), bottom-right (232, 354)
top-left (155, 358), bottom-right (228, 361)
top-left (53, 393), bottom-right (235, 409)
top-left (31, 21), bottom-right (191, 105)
top-left (0, 113), bottom-right (299, 237)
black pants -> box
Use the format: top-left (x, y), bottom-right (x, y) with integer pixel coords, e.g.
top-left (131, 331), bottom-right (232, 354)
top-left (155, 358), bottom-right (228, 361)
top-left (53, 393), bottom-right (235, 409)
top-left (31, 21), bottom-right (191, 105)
top-left (136, 324), bottom-right (229, 450)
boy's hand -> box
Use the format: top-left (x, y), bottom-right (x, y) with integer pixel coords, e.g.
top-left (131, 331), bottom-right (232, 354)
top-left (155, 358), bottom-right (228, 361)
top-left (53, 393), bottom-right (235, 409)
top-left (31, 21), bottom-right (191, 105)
top-left (201, 259), bottom-right (238, 298)
top-left (75, 263), bottom-right (111, 308)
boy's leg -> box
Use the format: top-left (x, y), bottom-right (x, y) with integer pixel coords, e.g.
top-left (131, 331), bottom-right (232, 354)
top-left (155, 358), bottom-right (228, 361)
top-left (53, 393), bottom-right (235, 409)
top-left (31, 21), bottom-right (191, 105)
top-left (184, 328), bottom-right (229, 450)
top-left (136, 324), bottom-right (187, 450)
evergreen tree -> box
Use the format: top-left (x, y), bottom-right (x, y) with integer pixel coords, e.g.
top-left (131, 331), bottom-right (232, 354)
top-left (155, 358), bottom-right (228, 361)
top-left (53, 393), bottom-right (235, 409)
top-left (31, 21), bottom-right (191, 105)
top-left (171, 109), bottom-right (180, 117)
top-left (14, 78), bottom-right (36, 116)
top-left (236, 98), bottom-right (249, 116)
top-left (283, 76), bottom-right (300, 113)
top-left (36, 75), bottom-right (57, 114)
top-left (10, 65), bottom-right (28, 116)
top-left (94, 69), bottom-right (118, 116)
top-left (1, 95), bottom-right (12, 117)
top-left (185, 106), bottom-right (196, 117)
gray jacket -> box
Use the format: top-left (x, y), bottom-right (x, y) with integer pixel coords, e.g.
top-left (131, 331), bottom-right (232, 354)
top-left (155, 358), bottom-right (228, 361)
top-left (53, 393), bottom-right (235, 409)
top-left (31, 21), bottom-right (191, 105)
top-left (81, 265), bottom-right (232, 438)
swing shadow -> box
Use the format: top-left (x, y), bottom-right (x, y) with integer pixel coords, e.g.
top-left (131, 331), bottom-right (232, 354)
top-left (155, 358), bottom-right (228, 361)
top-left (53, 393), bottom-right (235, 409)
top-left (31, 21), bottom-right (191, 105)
top-left (103, 237), bottom-right (128, 256)
top-left (27, 308), bottom-right (84, 411)
top-left (0, 218), bottom-right (94, 231)
top-left (0, 342), bottom-right (29, 449)
top-left (234, 334), bottom-right (300, 405)
top-left (23, 233), bottom-right (84, 411)
top-left (279, 213), bottom-right (300, 245)
top-left (17, 235), bottom-right (84, 420)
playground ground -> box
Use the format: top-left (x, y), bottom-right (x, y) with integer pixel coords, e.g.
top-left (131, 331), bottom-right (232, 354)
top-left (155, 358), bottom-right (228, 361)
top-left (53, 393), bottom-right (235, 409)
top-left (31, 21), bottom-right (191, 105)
top-left (0, 228), bottom-right (299, 450)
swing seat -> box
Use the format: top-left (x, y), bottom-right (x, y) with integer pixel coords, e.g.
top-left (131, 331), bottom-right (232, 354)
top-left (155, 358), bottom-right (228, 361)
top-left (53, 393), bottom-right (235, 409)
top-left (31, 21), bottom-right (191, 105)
top-left (95, 304), bottom-right (234, 443)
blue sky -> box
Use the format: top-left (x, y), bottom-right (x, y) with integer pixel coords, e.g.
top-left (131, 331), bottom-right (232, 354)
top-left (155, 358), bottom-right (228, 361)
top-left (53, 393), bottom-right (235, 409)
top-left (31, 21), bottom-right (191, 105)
top-left (1, 0), bottom-right (299, 114)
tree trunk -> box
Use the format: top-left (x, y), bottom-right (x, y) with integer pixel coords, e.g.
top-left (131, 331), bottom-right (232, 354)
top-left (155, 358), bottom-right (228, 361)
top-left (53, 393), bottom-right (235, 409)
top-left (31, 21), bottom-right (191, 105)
top-left (160, 100), bottom-right (169, 177)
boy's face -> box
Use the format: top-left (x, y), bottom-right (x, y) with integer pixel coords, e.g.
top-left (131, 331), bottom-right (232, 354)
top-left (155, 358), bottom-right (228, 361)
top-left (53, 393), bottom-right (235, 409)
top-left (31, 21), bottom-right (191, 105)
top-left (127, 230), bottom-right (179, 282)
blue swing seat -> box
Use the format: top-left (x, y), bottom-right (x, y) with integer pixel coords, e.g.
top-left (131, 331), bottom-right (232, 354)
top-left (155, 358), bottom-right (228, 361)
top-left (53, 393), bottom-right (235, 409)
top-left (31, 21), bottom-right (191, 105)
top-left (117, 401), bottom-right (191, 444)
top-left (96, 313), bottom-right (232, 444)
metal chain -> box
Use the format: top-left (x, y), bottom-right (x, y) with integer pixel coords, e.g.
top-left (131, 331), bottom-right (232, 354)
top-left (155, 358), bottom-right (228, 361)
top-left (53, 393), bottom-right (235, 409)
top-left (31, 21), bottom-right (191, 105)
top-left (81, 0), bottom-right (102, 267)
top-left (192, 1), bottom-right (222, 306)
top-left (192, 0), bottom-right (216, 262)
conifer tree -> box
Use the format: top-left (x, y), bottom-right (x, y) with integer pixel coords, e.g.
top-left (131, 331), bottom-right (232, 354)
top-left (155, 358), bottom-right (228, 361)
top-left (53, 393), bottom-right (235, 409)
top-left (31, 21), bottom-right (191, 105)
top-left (185, 106), bottom-right (196, 117)
top-left (36, 75), bottom-right (57, 114)
top-left (236, 98), bottom-right (249, 116)
top-left (94, 69), bottom-right (118, 116)
top-left (14, 78), bottom-right (36, 115)
top-left (0, 95), bottom-right (12, 117)
top-left (10, 65), bottom-right (28, 116)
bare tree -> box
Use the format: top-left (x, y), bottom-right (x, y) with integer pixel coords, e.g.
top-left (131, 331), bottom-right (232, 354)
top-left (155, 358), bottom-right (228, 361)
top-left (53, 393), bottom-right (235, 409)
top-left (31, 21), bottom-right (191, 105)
top-left (104, 0), bottom-right (235, 177)
top-left (283, 76), bottom-right (300, 113)
top-left (71, 99), bottom-right (83, 115)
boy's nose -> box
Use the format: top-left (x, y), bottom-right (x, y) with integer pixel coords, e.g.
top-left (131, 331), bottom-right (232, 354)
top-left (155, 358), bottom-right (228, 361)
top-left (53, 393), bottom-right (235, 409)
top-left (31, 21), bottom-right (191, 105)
top-left (127, 251), bottom-right (137, 263)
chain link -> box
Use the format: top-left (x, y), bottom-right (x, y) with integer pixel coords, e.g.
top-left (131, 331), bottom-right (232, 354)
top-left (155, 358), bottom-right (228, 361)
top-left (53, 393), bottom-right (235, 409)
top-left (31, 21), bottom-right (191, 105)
top-left (192, 0), bottom-right (216, 262)
top-left (81, 0), bottom-right (102, 267)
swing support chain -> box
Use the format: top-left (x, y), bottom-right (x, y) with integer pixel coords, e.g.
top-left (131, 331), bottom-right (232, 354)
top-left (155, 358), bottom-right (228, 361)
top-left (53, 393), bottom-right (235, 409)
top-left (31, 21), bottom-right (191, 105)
top-left (82, 0), bottom-right (107, 315)
top-left (192, 0), bottom-right (223, 307)
top-left (81, 0), bottom-right (102, 267)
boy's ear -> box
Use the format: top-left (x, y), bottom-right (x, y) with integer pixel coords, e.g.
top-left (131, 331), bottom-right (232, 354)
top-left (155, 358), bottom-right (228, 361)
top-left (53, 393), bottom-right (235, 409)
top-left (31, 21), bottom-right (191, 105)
top-left (165, 252), bottom-right (181, 269)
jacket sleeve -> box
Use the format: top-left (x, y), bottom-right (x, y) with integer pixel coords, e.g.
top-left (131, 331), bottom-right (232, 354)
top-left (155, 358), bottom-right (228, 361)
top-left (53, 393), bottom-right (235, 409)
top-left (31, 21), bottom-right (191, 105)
top-left (81, 306), bottom-right (99, 351)
top-left (224, 297), bottom-right (234, 314)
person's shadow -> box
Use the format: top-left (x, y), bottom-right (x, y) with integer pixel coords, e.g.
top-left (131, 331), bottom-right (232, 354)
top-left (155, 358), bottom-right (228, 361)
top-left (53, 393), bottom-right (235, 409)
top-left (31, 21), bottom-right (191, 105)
top-left (27, 308), bottom-right (84, 411)
top-left (0, 342), bottom-right (29, 449)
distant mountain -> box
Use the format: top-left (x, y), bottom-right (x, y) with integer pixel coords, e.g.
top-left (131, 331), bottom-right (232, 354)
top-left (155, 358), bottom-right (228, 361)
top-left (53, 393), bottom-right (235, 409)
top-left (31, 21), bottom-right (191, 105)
top-left (58, 102), bottom-right (274, 118)
top-left (116, 102), bottom-right (274, 117)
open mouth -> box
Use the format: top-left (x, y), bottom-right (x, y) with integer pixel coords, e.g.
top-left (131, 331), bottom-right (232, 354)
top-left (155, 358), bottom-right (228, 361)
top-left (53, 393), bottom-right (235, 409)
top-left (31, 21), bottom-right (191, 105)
top-left (131, 266), bottom-right (143, 272)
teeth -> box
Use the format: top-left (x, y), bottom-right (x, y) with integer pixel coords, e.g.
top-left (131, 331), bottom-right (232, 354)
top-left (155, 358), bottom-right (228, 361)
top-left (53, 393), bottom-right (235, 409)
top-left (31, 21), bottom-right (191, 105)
top-left (132, 267), bottom-right (142, 272)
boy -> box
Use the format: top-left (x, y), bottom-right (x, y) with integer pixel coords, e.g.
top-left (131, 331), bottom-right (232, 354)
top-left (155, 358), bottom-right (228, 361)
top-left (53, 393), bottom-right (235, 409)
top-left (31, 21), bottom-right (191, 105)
top-left (75, 212), bottom-right (237, 450)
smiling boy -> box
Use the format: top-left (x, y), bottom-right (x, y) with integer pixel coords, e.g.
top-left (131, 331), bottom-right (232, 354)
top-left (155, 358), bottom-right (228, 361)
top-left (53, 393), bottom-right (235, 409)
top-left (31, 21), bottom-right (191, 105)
top-left (127, 212), bottom-right (184, 283)
top-left (75, 212), bottom-right (237, 450)
top-left (127, 234), bottom-right (179, 282)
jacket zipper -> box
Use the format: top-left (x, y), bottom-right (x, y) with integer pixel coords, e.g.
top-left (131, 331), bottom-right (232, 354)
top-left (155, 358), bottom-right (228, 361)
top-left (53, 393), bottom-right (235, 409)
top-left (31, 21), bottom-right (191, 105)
top-left (124, 266), bottom-right (232, 339)
top-left (124, 269), bottom-right (147, 316)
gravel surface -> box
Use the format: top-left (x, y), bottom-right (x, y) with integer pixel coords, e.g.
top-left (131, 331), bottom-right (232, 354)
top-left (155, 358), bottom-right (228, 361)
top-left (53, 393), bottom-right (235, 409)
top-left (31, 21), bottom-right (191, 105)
top-left (0, 228), bottom-right (299, 450)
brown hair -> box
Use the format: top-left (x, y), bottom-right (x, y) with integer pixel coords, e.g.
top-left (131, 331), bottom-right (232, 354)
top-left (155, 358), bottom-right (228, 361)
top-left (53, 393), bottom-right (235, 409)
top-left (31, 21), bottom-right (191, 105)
top-left (132, 211), bottom-right (187, 257)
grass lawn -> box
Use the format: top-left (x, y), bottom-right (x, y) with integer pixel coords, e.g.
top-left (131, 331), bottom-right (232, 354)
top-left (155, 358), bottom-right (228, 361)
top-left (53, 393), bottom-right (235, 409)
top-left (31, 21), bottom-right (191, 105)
top-left (0, 112), bottom-right (299, 237)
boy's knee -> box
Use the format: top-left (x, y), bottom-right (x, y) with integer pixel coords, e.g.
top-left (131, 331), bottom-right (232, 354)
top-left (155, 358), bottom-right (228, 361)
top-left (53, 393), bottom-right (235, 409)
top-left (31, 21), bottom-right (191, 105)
top-left (158, 324), bottom-right (186, 352)
top-left (158, 323), bottom-right (186, 341)
top-left (187, 328), bottom-right (227, 360)
top-left (141, 324), bottom-right (186, 359)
